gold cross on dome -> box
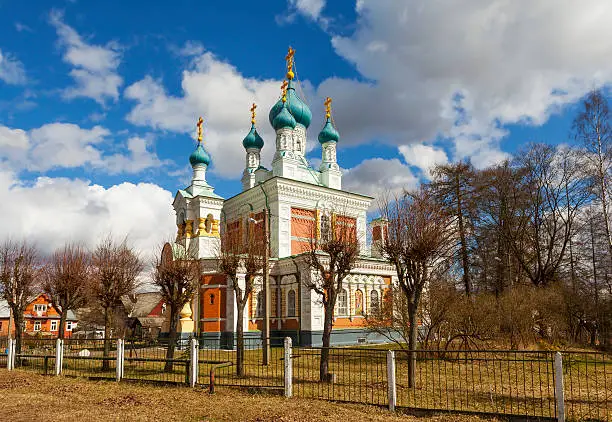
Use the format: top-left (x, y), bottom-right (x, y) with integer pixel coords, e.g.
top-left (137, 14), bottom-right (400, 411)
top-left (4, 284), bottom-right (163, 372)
top-left (196, 117), bottom-right (204, 142)
top-left (285, 46), bottom-right (295, 79)
top-left (250, 103), bottom-right (257, 124)
top-left (324, 97), bottom-right (332, 118)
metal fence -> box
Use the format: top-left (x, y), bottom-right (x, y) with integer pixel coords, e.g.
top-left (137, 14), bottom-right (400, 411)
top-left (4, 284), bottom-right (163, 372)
top-left (1, 335), bottom-right (610, 422)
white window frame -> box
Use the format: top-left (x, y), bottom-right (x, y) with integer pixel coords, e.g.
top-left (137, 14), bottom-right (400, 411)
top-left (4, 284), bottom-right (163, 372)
top-left (33, 304), bottom-right (47, 312)
top-left (336, 289), bottom-right (348, 316)
top-left (66, 321), bottom-right (75, 331)
top-left (287, 289), bottom-right (296, 317)
top-left (33, 320), bottom-right (41, 331)
top-left (50, 320), bottom-right (58, 331)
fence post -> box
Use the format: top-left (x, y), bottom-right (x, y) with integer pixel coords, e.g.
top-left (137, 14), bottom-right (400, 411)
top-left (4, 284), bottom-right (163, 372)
top-left (116, 339), bottom-right (123, 381)
top-left (189, 337), bottom-right (198, 388)
top-left (284, 337), bottom-right (292, 398)
top-left (55, 338), bottom-right (63, 376)
top-left (387, 350), bottom-right (397, 412)
top-left (554, 352), bottom-right (565, 422)
top-left (7, 339), bottom-right (15, 371)
top-left (120, 339), bottom-right (125, 379)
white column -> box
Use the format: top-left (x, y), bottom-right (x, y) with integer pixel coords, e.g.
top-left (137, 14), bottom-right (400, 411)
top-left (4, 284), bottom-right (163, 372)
top-left (284, 337), bottom-right (293, 398)
top-left (554, 352), bottom-right (565, 422)
top-left (55, 338), bottom-right (63, 376)
top-left (387, 350), bottom-right (396, 411)
top-left (190, 337), bottom-right (199, 388)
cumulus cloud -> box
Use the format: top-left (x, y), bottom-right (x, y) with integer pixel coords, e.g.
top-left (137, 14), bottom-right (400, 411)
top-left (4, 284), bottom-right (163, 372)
top-left (125, 52), bottom-right (287, 178)
top-left (0, 168), bottom-right (175, 259)
top-left (49, 10), bottom-right (123, 104)
top-left (322, 0), bottom-right (612, 161)
top-left (398, 143), bottom-right (448, 178)
top-left (288, 0), bottom-right (326, 20)
top-left (0, 49), bottom-right (27, 85)
top-left (0, 123), bottom-right (162, 174)
top-left (342, 158), bottom-right (418, 210)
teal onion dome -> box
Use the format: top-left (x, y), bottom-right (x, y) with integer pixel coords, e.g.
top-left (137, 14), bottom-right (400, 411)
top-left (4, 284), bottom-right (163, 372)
top-left (242, 124), bottom-right (264, 149)
top-left (318, 118), bottom-right (339, 144)
top-left (268, 79), bottom-right (312, 129)
top-left (272, 102), bottom-right (297, 130)
top-left (189, 143), bottom-right (211, 166)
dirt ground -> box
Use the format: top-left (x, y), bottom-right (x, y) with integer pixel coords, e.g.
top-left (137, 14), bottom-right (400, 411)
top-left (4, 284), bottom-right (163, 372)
top-left (0, 370), bottom-right (505, 422)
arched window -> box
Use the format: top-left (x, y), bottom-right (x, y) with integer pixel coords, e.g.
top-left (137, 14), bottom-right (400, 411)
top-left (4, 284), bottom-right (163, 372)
top-left (287, 290), bottom-right (296, 317)
top-left (370, 290), bottom-right (380, 314)
top-left (256, 290), bottom-right (264, 318)
top-left (205, 214), bottom-right (214, 233)
top-left (336, 289), bottom-right (348, 316)
top-left (320, 213), bottom-right (331, 242)
top-left (355, 289), bottom-right (364, 315)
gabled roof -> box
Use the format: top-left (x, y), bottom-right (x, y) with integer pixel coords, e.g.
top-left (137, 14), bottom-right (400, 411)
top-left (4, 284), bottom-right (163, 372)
top-left (0, 297), bottom-right (77, 320)
top-left (122, 292), bottom-right (164, 318)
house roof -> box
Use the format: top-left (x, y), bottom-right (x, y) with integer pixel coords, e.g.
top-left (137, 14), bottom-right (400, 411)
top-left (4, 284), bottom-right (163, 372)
top-left (122, 292), bottom-right (164, 318)
top-left (0, 299), bottom-right (77, 320)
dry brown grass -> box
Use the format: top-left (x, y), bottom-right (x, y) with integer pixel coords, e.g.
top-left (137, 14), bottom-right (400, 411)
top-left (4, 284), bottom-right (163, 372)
top-left (0, 370), bottom-right (504, 422)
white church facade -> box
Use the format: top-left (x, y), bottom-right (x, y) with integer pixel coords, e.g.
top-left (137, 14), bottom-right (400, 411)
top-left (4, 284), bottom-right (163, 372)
top-left (171, 49), bottom-right (397, 346)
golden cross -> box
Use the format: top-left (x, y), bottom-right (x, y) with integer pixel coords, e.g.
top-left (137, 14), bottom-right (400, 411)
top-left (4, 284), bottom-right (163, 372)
top-left (250, 103), bottom-right (257, 124)
top-left (285, 46), bottom-right (295, 79)
top-left (196, 117), bottom-right (203, 142)
top-left (281, 80), bottom-right (288, 102)
top-left (324, 97), bottom-right (332, 118)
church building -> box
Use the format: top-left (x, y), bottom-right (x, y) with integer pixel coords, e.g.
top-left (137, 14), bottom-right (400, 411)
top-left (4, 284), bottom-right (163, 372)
top-left (170, 48), bottom-right (397, 346)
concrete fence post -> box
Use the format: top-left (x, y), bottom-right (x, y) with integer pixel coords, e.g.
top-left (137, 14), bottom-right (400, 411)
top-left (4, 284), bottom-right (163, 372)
top-left (116, 339), bottom-right (123, 382)
top-left (387, 350), bottom-right (397, 412)
top-left (7, 339), bottom-right (15, 370)
top-left (284, 337), bottom-right (292, 398)
top-left (121, 339), bottom-right (125, 379)
top-left (189, 337), bottom-right (198, 388)
top-left (55, 338), bottom-right (63, 376)
top-left (554, 352), bottom-right (565, 422)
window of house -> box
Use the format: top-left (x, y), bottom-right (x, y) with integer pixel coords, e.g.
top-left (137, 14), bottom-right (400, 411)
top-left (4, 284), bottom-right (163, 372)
top-left (0, 321), bottom-right (3, 331)
top-left (50, 320), bottom-right (58, 331)
top-left (256, 290), bottom-right (264, 318)
top-left (355, 289), bottom-right (364, 316)
top-left (33, 304), bottom-right (47, 312)
top-left (287, 290), bottom-right (296, 317)
top-left (66, 321), bottom-right (75, 331)
top-left (209, 294), bottom-right (215, 305)
top-left (336, 289), bottom-right (348, 316)
top-left (320, 213), bottom-right (331, 242)
top-left (370, 290), bottom-right (380, 314)
top-left (33, 321), bottom-right (41, 331)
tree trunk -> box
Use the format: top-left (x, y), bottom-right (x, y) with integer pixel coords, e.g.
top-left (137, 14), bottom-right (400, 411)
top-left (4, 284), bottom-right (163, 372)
top-left (320, 301), bottom-right (334, 382)
top-left (58, 310), bottom-right (67, 340)
top-left (236, 305), bottom-right (244, 377)
top-left (165, 306), bottom-right (179, 372)
top-left (456, 175), bottom-right (472, 296)
top-left (102, 307), bottom-right (113, 371)
top-left (13, 308), bottom-right (23, 355)
top-left (407, 301), bottom-right (418, 388)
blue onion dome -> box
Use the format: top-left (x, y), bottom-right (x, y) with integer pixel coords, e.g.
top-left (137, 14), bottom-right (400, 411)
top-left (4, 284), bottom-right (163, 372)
top-left (272, 102), bottom-right (297, 130)
top-left (318, 117), bottom-right (339, 144)
top-left (189, 143), bottom-right (211, 166)
top-left (242, 124), bottom-right (264, 149)
top-left (269, 79), bottom-right (312, 129)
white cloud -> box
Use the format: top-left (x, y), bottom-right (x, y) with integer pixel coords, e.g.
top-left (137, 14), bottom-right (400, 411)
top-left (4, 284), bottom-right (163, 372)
top-left (320, 0), bottom-right (612, 162)
top-left (0, 123), bottom-right (162, 174)
top-left (0, 49), bottom-right (27, 85)
top-left (0, 168), bottom-right (175, 259)
top-left (398, 143), bottom-right (448, 178)
top-left (125, 52), bottom-right (285, 178)
top-left (15, 23), bottom-right (33, 33)
top-left (288, 0), bottom-right (326, 20)
top-left (49, 10), bottom-right (122, 104)
top-left (342, 158), bottom-right (418, 210)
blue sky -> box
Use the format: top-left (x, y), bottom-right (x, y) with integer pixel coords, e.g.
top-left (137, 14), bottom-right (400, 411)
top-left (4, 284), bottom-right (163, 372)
top-left (1, 0), bottom-right (611, 256)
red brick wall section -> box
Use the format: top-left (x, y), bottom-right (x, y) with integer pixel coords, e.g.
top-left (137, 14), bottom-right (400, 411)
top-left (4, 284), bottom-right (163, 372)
top-left (291, 208), bottom-right (316, 255)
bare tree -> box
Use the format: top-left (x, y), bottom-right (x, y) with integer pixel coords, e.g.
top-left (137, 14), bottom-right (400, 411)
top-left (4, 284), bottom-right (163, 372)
top-left (43, 243), bottom-right (91, 339)
top-left (304, 211), bottom-right (360, 382)
top-left (431, 161), bottom-right (477, 295)
top-left (378, 188), bottom-right (452, 387)
top-left (0, 240), bottom-right (39, 353)
top-left (217, 217), bottom-right (266, 376)
top-left (91, 236), bottom-right (143, 370)
top-left (152, 242), bottom-right (199, 372)
top-left (573, 90), bottom-right (612, 255)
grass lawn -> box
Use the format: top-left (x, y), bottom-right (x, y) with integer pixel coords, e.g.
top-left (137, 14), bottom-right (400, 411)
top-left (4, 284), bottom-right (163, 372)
top-left (0, 370), bottom-right (505, 422)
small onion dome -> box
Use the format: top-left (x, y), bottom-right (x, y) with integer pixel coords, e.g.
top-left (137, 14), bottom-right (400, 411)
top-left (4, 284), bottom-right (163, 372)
top-left (242, 124), bottom-right (264, 149)
top-left (269, 79), bottom-right (312, 129)
top-left (318, 117), bottom-right (339, 144)
top-left (189, 143), bottom-right (211, 166)
top-left (272, 102), bottom-right (297, 130)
